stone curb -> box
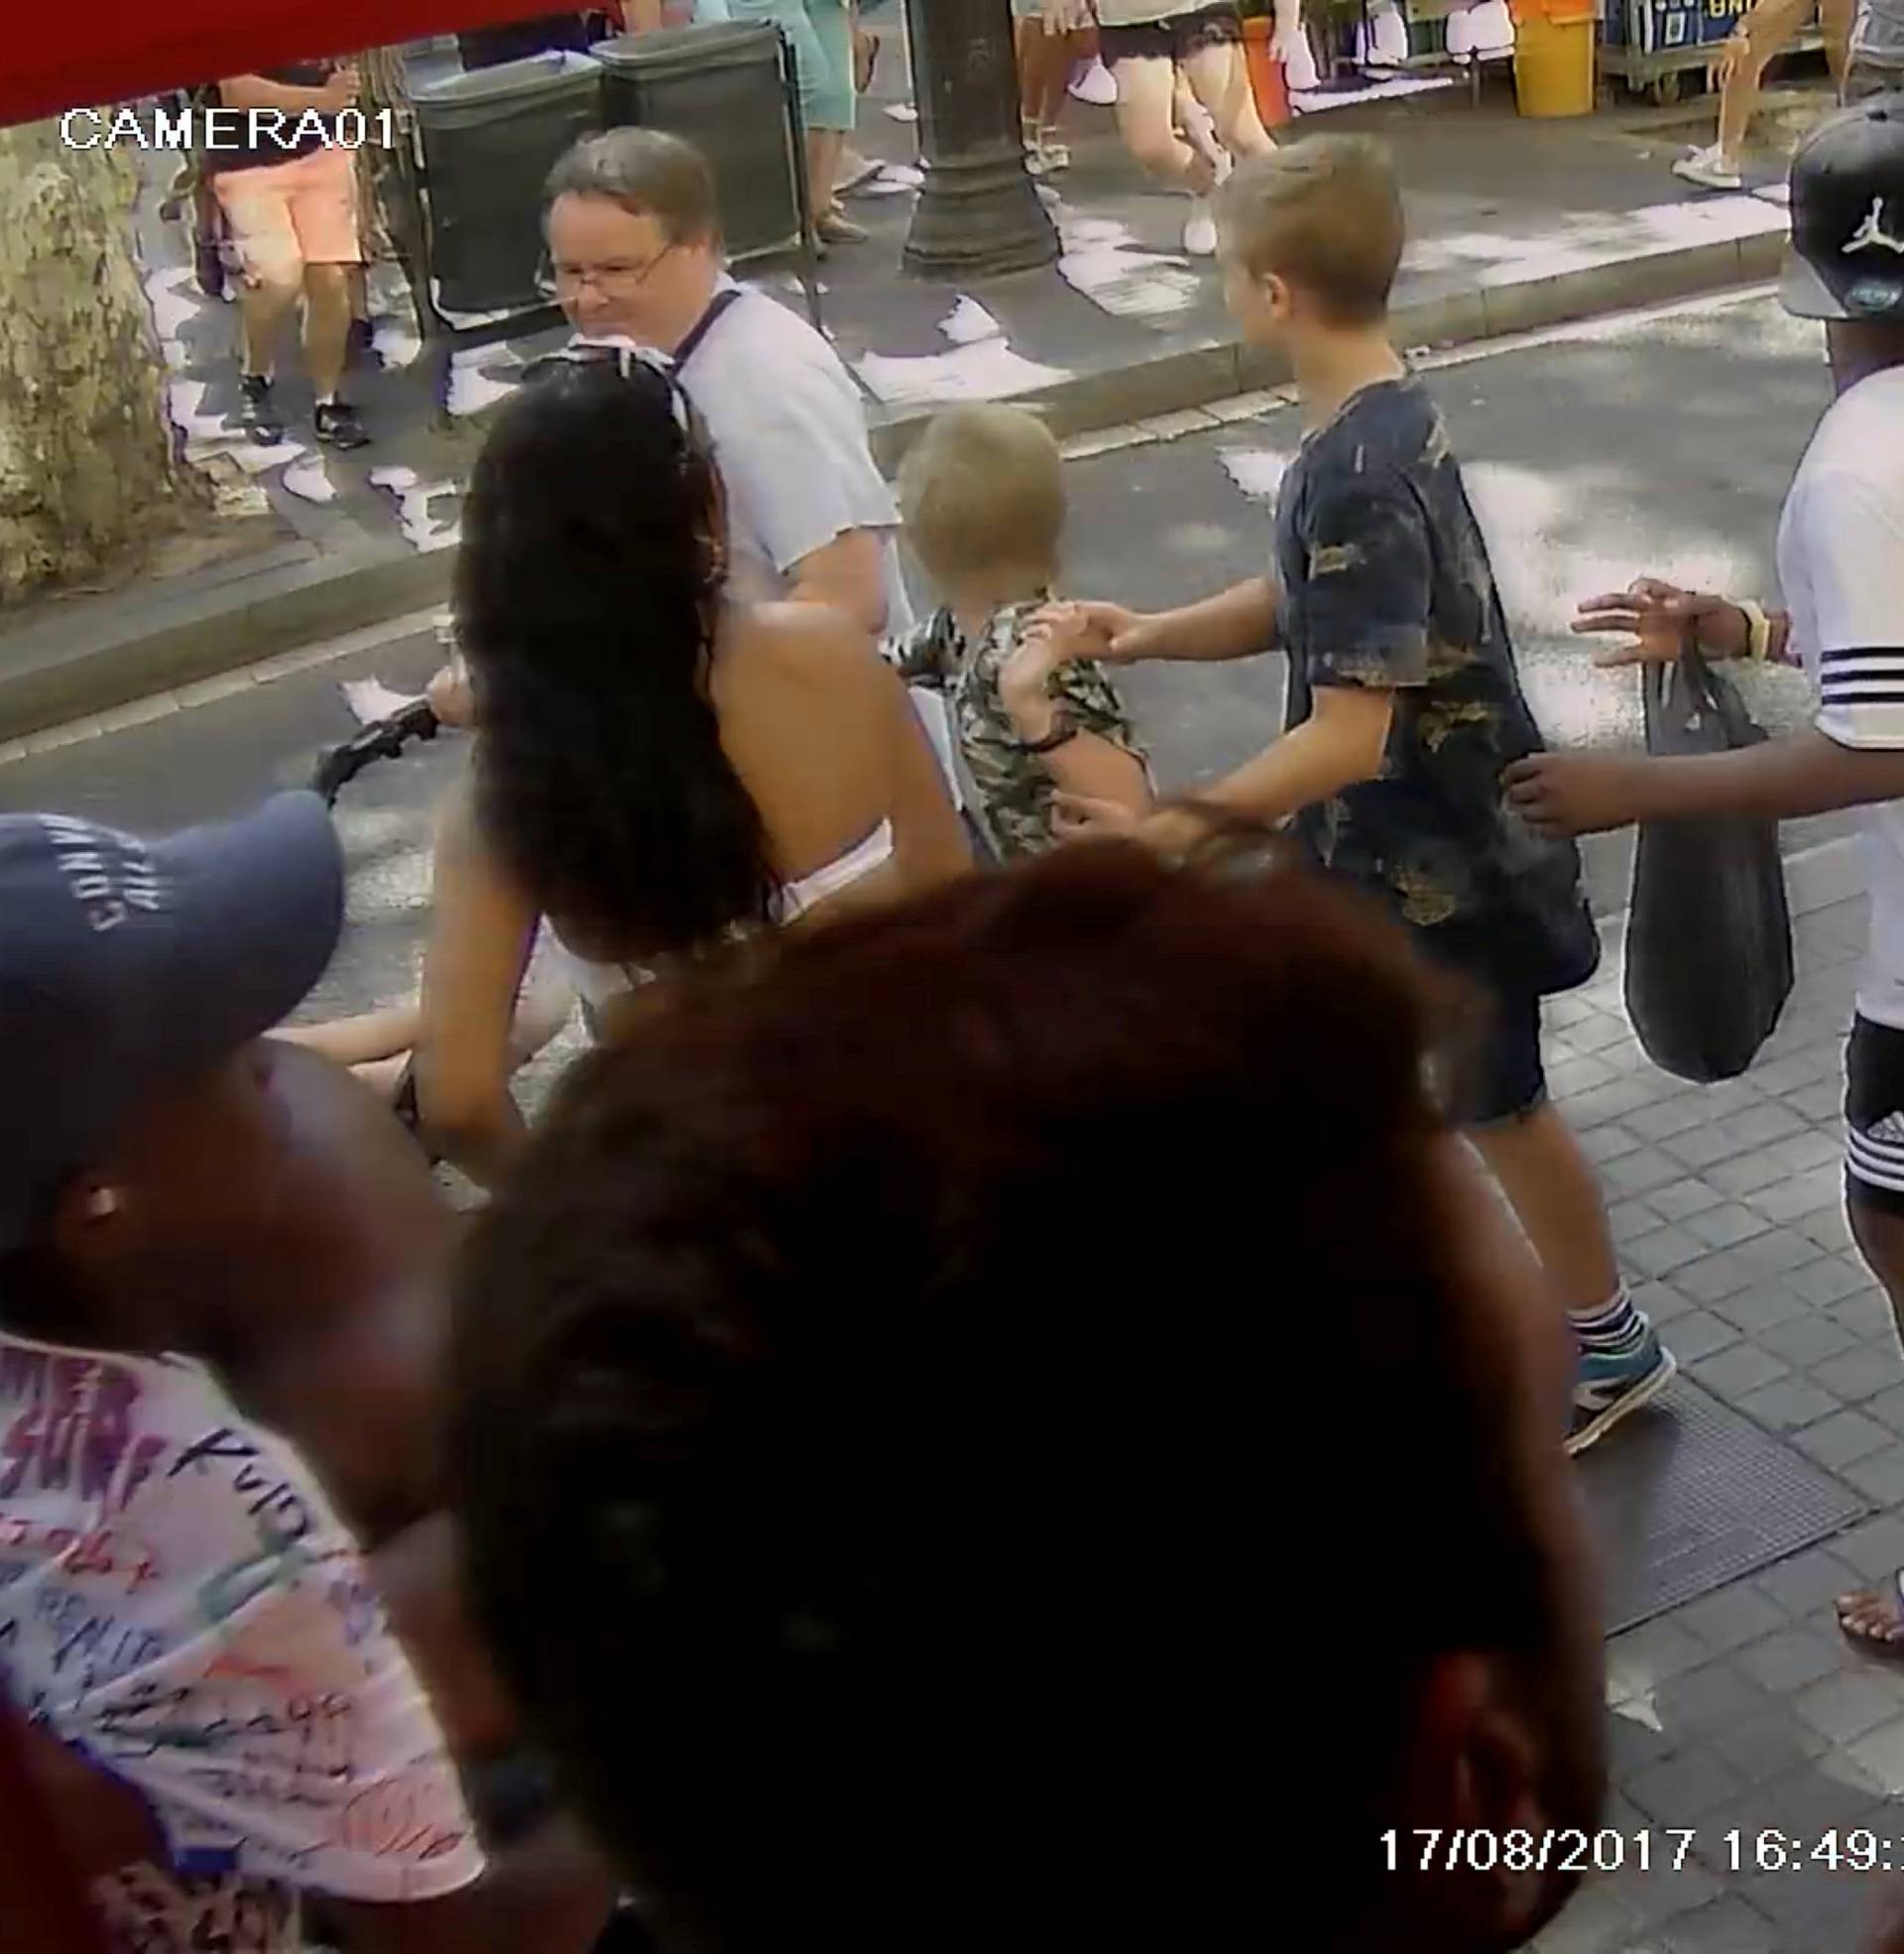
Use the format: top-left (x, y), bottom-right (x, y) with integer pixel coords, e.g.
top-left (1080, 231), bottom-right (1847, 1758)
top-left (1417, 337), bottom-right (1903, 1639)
top-left (869, 222), bottom-right (1789, 471)
top-left (0, 543), bottom-right (455, 745)
top-left (0, 223), bottom-right (1786, 744)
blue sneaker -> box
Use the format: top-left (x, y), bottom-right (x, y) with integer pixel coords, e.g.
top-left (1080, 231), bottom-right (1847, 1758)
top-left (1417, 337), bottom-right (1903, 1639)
top-left (1568, 1325), bottom-right (1676, 1455)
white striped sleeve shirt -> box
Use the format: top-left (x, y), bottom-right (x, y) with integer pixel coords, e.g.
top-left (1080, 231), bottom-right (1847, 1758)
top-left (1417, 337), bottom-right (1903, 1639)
top-left (1778, 368), bottom-right (1904, 753)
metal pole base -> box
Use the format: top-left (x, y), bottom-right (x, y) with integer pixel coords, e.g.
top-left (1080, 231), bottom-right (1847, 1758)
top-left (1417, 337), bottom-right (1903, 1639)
top-left (900, 0), bottom-right (1059, 282)
top-left (902, 148), bottom-right (1059, 280)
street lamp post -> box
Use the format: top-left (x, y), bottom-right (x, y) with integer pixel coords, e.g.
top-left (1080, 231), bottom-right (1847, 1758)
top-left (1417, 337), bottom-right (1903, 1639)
top-left (900, 0), bottom-right (1059, 280)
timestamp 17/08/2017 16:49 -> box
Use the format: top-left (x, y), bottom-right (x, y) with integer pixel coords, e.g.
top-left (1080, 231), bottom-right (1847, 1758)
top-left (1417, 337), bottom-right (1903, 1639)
top-left (1381, 1829), bottom-right (1904, 1875)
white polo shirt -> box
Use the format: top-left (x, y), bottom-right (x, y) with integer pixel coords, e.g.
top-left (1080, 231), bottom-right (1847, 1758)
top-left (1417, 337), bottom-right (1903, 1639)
top-left (673, 281), bottom-right (961, 796)
top-left (1777, 363), bottom-right (1904, 1029)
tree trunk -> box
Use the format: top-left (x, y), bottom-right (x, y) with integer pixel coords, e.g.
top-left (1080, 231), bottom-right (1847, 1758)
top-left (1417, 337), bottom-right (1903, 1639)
top-left (0, 119), bottom-right (204, 600)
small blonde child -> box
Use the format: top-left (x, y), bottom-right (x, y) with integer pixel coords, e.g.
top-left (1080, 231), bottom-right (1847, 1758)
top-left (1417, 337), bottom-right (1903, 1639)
top-left (891, 405), bottom-right (1151, 859)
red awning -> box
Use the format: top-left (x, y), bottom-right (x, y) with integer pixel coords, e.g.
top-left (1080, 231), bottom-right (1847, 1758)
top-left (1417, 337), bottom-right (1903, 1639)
top-left (4, 4), bottom-right (586, 128)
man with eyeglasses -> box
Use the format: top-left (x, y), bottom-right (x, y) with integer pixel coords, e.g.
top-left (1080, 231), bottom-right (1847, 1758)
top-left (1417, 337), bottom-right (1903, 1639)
top-left (430, 127), bottom-right (965, 821)
top-left (541, 125), bottom-right (904, 637)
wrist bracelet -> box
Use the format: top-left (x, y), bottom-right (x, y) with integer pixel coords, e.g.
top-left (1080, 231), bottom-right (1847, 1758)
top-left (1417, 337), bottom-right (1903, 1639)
top-left (1736, 599), bottom-right (1772, 663)
top-left (1019, 720), bottom-right (1079, 756)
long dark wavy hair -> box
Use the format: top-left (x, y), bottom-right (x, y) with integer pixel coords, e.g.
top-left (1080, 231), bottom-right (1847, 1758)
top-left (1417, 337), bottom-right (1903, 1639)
top-left (456, 358), bottom-right (777, 957)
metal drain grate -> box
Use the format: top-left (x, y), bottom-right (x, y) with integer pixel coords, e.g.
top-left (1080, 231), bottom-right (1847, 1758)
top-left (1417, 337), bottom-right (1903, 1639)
top-left (1577, 1378), bottom-right (1870, 1635)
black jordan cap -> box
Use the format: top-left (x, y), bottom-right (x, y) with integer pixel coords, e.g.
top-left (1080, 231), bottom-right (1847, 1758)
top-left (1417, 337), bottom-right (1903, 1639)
top-left (1781, 91), bottom-right (1904, 322)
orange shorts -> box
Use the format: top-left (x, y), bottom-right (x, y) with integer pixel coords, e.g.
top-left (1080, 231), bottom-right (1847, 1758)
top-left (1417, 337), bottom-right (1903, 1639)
top-left (212, 145), bottom-right (362, 281)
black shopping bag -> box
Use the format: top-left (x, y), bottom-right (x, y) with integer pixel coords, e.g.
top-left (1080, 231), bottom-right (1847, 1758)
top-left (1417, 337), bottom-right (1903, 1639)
top-left (1624, 651), bottom-right (1794, 1083)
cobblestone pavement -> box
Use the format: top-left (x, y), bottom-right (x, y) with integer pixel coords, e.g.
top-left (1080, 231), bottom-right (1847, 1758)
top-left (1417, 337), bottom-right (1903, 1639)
top-left (1534, 894), bottom-right (1904, 1954)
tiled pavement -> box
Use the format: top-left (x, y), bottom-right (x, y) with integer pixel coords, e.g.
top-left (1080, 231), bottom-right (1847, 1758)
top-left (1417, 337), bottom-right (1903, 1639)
top-left (1535, 892), bottom-right (1904, 1954)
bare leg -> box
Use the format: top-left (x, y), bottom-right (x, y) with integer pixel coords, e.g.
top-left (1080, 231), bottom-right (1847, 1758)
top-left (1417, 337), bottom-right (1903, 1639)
top-left (1819, 0), bottom-right (1853, 84)
top-left (1837, 1199), bottom-right (1904, 1649)
top-left (1180, 34), bottom-right (1275, 162)
top-left (236, 264), bottom-right (301, 377)
top-left (302, 263), bottom-right (354, 399)
top-left (1111, 54), bottom-right (1217, 192)
top-left (1468, 1105), bottom-right (1622, 1314)
top-left (275, 982), bottom-right (575, 1105)
top-left (1716, 0), bottom-right (1813, 167)
top-left (807, 127), bottom-right (844, 215)
top-left (1025, 21), bottom-right (1082, 130)
top-left (274, 1003), bottom-right (422, 1069)
top-left (1016, 15), bottom-right (1043, 123)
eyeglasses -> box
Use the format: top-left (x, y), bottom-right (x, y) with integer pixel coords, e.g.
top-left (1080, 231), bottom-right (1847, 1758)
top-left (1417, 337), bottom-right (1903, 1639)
top-left (523, 337), bottom-right (694, 437)
top-left (548, 245), bottom-right (676, 296)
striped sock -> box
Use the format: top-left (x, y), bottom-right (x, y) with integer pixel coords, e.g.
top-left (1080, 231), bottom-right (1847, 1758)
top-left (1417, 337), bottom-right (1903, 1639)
top-left (1569, 1286), bottom-right (1644, 1355)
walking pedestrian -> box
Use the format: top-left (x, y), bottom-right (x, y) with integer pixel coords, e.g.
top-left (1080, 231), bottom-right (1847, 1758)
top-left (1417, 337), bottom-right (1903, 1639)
top-left (424, 128), bottom-right (919, 714)
top-left (412, 348), bottom-right (968, 1187)
top-left (1014, 0), bottom-right (1095, 171)
top-left (1094, 0), bottom-right (1281, 254)
top-left (725, 0), bottom-right (867, 242)
top-left (1504, 97), bottom-right (1904, 1643)
top-left (892, 405), bottom-right (1152, 856)
top-left (1674, 0), bottom-right (1854, 190)
top-left (1050, 136), bottom-right (1675, 1450)
top-left (208, 59), bottom-right (372, 447)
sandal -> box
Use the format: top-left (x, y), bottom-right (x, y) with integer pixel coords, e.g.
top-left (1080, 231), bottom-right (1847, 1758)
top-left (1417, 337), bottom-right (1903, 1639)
top-left (816, 205), bottom-right (869, 245)
top-left (1838, 1569), bottom-right (1904, 1656)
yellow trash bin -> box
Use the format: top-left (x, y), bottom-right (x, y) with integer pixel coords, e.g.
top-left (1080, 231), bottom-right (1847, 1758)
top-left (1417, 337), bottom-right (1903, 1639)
top-left (1511, 1), bottom-right (1598, 118)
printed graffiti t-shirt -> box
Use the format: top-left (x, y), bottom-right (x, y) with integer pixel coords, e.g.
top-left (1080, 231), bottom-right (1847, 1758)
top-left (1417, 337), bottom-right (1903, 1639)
top-left (0, 1327), bottom-right (483, 1952)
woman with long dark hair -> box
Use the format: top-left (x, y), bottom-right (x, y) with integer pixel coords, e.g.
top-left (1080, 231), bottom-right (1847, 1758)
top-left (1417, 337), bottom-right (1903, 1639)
top-left (415, 343), bottom-right (969, 1187)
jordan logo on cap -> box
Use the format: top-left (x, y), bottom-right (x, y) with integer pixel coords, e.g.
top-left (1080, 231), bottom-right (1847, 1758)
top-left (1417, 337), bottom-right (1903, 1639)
top-left (1845, 195), bottom-right (1904, 257)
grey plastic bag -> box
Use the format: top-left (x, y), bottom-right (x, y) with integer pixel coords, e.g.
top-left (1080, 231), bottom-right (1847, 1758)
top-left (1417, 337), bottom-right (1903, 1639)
top-left (1624, 651), bottom-right (1794, 1083)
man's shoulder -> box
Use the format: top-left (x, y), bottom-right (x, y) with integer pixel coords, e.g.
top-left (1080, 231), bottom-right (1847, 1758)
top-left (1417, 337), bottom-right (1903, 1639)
top-left (1800, 369), bottom-right (1904, 512)
top-left (720, 286), bottom-right (840, 364)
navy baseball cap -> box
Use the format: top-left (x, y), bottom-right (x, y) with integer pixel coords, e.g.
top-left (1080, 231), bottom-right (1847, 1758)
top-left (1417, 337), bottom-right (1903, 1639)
top-left (1781, 92), bottom-right (1904, 322)
top-left (0, 792), bottom-right (344, 1252)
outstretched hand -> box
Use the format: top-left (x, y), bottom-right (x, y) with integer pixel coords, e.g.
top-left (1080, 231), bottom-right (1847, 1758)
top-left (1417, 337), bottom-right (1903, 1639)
top-left (1573, 577), bottom-right (1747, 667)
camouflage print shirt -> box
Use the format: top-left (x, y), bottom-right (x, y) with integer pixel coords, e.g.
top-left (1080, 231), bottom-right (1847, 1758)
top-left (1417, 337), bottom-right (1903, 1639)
top-left (889, 601), bottom-right (1149, 859)
top-left (1274, 376), bottom-right (1600, 993)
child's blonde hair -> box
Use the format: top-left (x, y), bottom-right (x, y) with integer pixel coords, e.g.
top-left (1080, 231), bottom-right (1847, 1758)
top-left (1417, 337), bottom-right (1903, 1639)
top-left (1215, 135), bottom-right (1405, 326)
top-left (898, 405), bottom-right (1066, 588)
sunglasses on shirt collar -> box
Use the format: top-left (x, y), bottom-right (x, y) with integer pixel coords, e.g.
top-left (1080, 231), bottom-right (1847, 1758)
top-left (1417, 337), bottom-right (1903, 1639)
top-left (522, 338), bottom-right (694, 437)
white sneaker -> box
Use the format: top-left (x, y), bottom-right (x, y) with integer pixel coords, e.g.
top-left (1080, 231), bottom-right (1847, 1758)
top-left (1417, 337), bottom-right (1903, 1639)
top-left (1070, 57), bottom-right (1119, 106)
top-left (1183, 199), bottom-right (1218, 256)
top-left (1672, 144), bottom-right (1742, 192)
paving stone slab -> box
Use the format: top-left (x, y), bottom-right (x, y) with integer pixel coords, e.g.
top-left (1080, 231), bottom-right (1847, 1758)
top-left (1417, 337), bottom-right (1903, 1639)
top-left (1577, 1380), bottom-right (1869, 1635)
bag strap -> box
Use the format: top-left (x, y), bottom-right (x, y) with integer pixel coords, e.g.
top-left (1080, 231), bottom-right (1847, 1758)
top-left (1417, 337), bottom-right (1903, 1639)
top-left (674, 286), bottom-right (744, 373)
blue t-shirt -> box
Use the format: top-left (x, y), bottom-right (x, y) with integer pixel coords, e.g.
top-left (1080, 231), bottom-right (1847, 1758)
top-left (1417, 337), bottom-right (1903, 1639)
top-left (1273, 375), bottom-right (1599, 994)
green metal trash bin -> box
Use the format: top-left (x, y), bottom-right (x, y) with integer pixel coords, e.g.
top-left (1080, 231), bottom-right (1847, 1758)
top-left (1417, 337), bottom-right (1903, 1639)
top-left (411, 49), bottom-right (603, 317)
top-left (591, 26), bottom-right (803, 262)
